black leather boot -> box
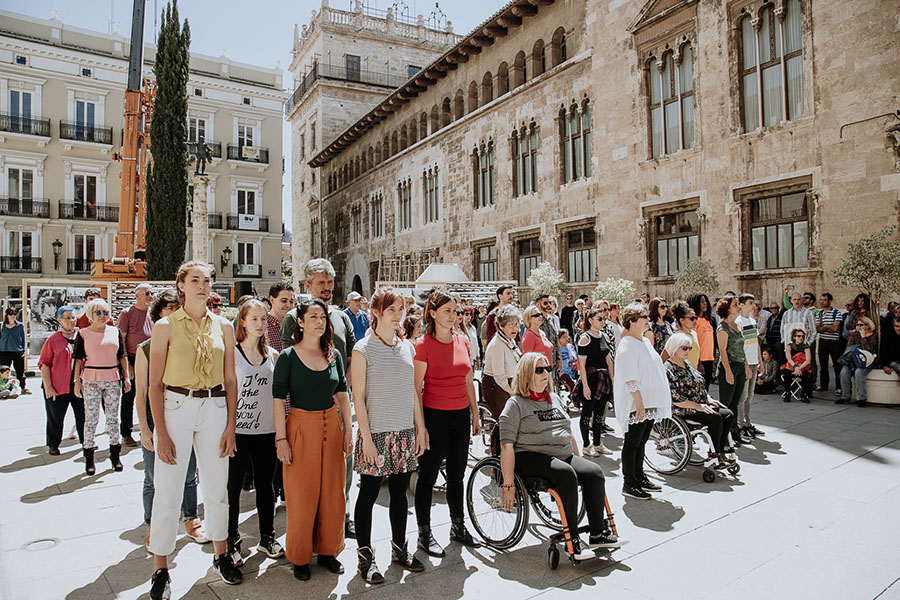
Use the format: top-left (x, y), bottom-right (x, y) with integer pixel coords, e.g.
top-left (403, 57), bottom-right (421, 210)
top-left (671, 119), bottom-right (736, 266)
top-left (109, 444), bottom-right (123, 472)
top-left (391, 540), bottom-right (424, 572)
top-left (84, 447), bottom-right (95, 475)
top-left (417, 525), bottom-right (445, 557)
top-left (449, 518), bottom-right (481, 548)
top-left (357, 547), bottom-right (384, 584)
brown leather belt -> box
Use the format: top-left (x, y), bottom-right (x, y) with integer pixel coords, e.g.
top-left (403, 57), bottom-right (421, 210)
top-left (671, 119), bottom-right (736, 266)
top-left (165, 385), bottom-right (226, 398)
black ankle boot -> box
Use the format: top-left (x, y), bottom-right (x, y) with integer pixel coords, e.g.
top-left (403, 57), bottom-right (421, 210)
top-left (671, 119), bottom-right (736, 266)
top-left (449, 518), bottom-right (481, 548)
top-left (109, 444), bottom-right (123, 472)
top-left (84, 447), bottom-right (95, 475)
top-left (417, 525), bottom-right (445, 557)
top-left (357, 547), bottom-right (384, 584)
top-left (391, 540), bottom-right (424, 572)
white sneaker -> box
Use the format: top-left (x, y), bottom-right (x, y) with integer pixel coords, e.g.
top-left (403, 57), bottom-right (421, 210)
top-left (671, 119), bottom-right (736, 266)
top-left (583, 445), bottom-right (598, 457)
top-left (594, 442), bottom-right (613, 456)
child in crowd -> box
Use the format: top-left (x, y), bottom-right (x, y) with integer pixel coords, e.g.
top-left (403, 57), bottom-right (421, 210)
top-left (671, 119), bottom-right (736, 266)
top-left (0, 365), bottom-right (21, 399)
top-left (756, 347), bottom-right (780, 394)
top-left (558, 330), bottom-right (578, 399)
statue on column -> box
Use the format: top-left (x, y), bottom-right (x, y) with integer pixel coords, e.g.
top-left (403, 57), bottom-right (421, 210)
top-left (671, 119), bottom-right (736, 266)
top-left (193, 135), bottom-right (212, 175)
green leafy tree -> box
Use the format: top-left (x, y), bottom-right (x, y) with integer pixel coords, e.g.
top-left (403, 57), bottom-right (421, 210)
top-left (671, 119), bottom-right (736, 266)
top-left (592, 277), bottom-right (636, 306)
top-left (526, 262), bottom-right (568, 299)
top-left (146, 1), bottom-right (191, 280)
top-left (833, 225), bottom-right (900, 336)
top-left (674, 259), bottom-right (720, 299)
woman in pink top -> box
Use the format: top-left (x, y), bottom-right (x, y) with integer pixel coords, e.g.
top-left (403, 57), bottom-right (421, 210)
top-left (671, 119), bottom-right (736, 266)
top-left (521, 304), bottom-right (554, 365)
top-left (413, 290), bottom-right (481, 558)
top-left (73, 298), bottom-right (131, 475)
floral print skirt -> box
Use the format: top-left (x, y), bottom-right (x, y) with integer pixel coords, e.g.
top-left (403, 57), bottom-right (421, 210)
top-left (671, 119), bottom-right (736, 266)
top-left (353, 427), bottom-right (418, 477)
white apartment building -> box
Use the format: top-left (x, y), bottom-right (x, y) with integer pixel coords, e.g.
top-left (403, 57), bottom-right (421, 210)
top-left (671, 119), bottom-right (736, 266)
top-left (0, 9), bottom-right (287, 299)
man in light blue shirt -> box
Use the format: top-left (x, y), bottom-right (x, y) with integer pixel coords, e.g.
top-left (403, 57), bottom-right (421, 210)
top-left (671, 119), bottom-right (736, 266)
top-left (344, 291), bottom-right (370, 346)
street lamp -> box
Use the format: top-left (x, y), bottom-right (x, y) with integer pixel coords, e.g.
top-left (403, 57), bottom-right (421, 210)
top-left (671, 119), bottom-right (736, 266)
top-left (220, 246), bottom-right (232, 274)
top-left (51, 238), bottom-right (63, 271)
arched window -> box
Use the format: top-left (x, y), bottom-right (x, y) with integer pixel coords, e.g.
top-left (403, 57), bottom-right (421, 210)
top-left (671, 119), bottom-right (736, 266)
top-left (532, 40), bottom-right (545, 77)
top-left (550, 27), bottom-right (566, 67)
top-left (481, 71), bottom-right (494, 106)
top-left (441, 97), bottom-right (452, 127)
top-left (367, 145), bottom-right (374, 168)
top-left (420, 111), bottom-right (429, 139)
top-left (467, 81), bottom-right (479, 114)
top-left (454, 89), bottom-right (464, 120)
top-left (408, 118), bottom-right (418, 145)
top-left (740, 0), bottom-right (803, 131)
top-left (423, 166), bottom-right (440, 223)
top-left (375, 141), bottom-right (382, 164)
top-left (497, 62), bottom-right (509, 95)
top-left (400, 125), bottom-right (408, 151)
top-left (383, 134), bottom-right (390, 158)
top-left (391, 131), bottom-right (399, 155)
top-left (513, 51), bottom-right (527, 88)
top-left (512, 122), bottom-right (538, 197)
top-left (473, 141), bottom-right (495, 208)
top-left (647, 44), bottom-right (694, 159)
top-left (397, 178), bottom-right (412, 231)
top-left (431, 104), bottom-right (440, 133)
top-left (559, 99), bottom-right (592, 183)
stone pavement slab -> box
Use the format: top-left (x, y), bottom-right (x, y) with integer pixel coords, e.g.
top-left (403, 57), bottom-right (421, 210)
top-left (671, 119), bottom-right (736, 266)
top-left (1, 373), bottom-right (899, 600)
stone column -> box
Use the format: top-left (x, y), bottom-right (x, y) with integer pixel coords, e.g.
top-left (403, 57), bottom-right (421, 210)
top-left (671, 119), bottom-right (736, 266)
top-left (191, 174), bottom-right (211, 263)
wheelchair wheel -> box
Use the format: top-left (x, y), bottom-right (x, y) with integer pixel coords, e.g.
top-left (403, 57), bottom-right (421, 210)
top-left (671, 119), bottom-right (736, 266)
top-left (466, 457), bottom-right (528, 549)
top-left (530, 486), bottom-right (586, 531)
top-left (644, 417), bottom-right (692, 474)
top-left (688, 428), bottom-right (714, 467)
top-left (702, 468), bottom-right (716, 483)
top-left (548, 544), bottom-right (560, 570)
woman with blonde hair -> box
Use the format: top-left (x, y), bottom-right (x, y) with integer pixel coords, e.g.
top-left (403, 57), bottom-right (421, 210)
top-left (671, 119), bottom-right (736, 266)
top-left (226, 298), bottom-right (283, 565)
top-left (147, 261), bottom-right (240, 599)
top-left (73, 297), bottom-right (130, 475)
top-left (499, 352), bottom-right (623, 559)
top-left (521, 304), bottom-right (553, 366)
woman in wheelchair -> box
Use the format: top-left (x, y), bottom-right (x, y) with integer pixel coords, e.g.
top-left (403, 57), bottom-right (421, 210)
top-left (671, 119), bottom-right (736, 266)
top-left (780, 327), bottom-right (814, 402)
top-left (499, 352), bottom-right (622, 560)
top-left (664, 333), bottom-right (736, 467)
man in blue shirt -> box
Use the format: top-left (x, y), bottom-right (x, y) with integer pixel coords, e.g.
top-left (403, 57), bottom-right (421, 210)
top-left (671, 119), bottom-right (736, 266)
top-left (344, 291), bottom-right (370, 346)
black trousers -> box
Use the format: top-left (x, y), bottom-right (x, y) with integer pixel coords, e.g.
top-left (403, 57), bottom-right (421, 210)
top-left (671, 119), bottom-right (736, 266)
top-left (227, 432), bottom-right (277, 542)
top-left (415, 407), bottom-right (470, 525)
top-left (780, 370), bottom-right (814, 396)
top-left (0, 351), bottom-right (26, 389)
top-left (515, 451), bottom-right (607, 536)
top-left (699, 360), bottom-right (715, 391)
top-left (621, 419), bottom-right (654, 488)
top-left (681, 407), bottom-right (733, 454)
top-left (354, 472), bottom-right (413, 549)
top-left (818, 338), bottom-right (843, 390)
top-left (45, 392), bottom-right (85, 448)
top-left (120, 354), bottom-right (137, 437)
top-left (579, 394), bottom-right (609, 447)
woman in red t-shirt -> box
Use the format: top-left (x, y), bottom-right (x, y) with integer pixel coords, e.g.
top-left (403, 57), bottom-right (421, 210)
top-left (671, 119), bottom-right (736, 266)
top-left (413, 290), bottom-right (481, 558)
top-left (521, 304), bottom-right (553, 365)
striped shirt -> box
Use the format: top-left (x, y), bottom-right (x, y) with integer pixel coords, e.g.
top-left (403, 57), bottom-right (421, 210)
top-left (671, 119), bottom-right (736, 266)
top-left (817, 308), bottom-right (842, 341)
top-left (354, 334), bottom-right (416, 433)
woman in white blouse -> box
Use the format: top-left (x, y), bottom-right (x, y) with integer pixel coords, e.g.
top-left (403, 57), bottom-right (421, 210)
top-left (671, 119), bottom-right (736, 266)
top-left (613, 303), bottom-right (672, 501)
top-left (482, 304), bottom-right (522, 453)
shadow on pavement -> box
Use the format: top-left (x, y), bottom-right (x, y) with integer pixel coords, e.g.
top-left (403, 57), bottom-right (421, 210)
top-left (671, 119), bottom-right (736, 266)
top-left (621, 497), bottom-right (685, 532)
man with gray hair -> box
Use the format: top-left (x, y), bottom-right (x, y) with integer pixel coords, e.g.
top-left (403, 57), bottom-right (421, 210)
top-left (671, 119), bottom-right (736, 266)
top-left (780, 291), bottom-right (817, 360)
top-left (280, 258), bottom-right (358, 537)
top-left (117, 282), bottom-right (154, 447)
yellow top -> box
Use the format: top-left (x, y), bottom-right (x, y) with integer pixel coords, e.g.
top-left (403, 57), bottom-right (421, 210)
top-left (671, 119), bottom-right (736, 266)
top-left (162, 308), bottom-right (226, 389)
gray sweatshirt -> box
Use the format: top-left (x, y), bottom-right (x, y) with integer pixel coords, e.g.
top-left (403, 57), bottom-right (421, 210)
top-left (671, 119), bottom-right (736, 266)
top-left (499, 393), bottom-right (573, 459)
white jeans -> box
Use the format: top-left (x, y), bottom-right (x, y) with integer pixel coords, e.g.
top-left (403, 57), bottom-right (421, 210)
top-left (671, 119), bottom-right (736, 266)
top-left (149, 390), bottom-right (228, 556)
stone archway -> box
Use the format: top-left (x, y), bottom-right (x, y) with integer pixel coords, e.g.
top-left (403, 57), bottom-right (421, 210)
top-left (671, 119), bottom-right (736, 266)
top-left (344, 252), bottom-right (371, 298)
top-left (352, 274), bottom-right (363, 295)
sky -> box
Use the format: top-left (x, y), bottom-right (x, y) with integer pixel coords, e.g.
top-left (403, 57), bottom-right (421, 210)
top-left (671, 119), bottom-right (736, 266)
top-left (4, 0), bottom-right (509, 234)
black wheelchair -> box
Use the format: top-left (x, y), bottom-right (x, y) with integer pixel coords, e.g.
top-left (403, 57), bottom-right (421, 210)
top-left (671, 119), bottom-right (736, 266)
top-left (644, 415), bottom-right (740, 483)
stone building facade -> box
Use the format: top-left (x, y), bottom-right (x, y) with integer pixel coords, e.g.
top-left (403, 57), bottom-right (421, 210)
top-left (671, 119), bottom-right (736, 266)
top-left (302, 0), bottom-right (900, 304)
top-left (0, 9), bottom-right (286, 299)
top-left (285, 0), bottom-right (460, 290)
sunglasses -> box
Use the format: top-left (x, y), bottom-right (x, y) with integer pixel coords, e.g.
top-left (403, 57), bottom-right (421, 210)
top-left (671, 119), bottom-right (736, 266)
top-left (534, 366), bottom-right (553, 374)
top-left (210, 303), bottom-right (222, 308)
top-left (93, 310), bottom-right (110, 316)
top-left (681, 345), bottom-right (692, 352)
top-left (659, 304), bottom-right (668, 309)
top-left (455, 311), bottom-right (464, 315)
top-left (597, 308), bottom-right (609, 313)
top-left (687, 316), bottom-right (697, 321)
top-left (531, 314), bottom-right (542, 319)
top-left (139, 291), bottom-right (152, 296)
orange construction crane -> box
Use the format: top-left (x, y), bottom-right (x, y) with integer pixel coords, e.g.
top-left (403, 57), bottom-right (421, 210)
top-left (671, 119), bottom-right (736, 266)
top-left (92, 0), bottom-right (152, 281)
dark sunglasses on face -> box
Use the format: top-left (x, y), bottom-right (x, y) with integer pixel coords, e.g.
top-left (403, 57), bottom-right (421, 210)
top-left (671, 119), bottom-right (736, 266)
top-left (94, 310), bottom-right (110, 316)
top-left (534, 366), bottom-right (553, 374)
top-left (660, 304), bottom-right (668, 309)
top-left (597, 308), bottom-right (609, 313)
top-left (210, 303), bottom-right (222, 308)
top-left (681, 346), bottom-right (692, 352)
top-left (687, 316), bottom-right (698, 321)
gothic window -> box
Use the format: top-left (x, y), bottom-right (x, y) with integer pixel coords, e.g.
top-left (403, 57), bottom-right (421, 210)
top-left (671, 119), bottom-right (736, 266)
top-left (422, 167), bottom-right (440, 223)
top-left (473, 141), bottom-right (495, 209)
top-left (370, 192), bottom-right (384, 238)
top-left (512, 122), bottom-right (539, 197)
top-left (398, 178), bottom-right (413, 231)
top-left (648, 43), bottom-right (694, 159)
top-left (560, 100), bottom-right (592, 183)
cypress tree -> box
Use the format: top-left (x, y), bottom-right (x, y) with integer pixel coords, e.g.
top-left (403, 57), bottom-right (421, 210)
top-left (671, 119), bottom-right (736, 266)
top-left (146, 1), bottom-right (191, 280)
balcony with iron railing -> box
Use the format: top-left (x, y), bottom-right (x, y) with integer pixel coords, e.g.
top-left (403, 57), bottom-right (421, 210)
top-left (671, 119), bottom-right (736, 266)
top-left (187, 140), bottom-right (223, 158)
top-left (233, 264), bottom-right (262, 278)
top-left (0, 196), bottom-right (50, 218)
top-left (0, 113), bottom-right (51, 137)
top-left (284, 62), bottom-right (409, 115)
top-left (1, 256), bottom-right (42, 273)
top-left (58, 202), bottom-right (119, 222)
top-left (187, 211), bottom-right (224, 229)
top-left (226, 213), bottom-right (269, 232)
top-left (67, 258), bottom-right (93, 275)
top-left (59, 120), bottom-right (113, 144)
top-left (226, 144), bottom-right (269, 164)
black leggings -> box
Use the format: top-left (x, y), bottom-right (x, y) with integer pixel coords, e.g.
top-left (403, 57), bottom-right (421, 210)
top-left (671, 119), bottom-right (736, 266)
top-left (579, 394), bottom-right (609, 447)
top-left (621, 419), bottom-right (654, 488)
top-left (227, 432), bottom-right (277, 542)
top-left (515, 451), bottom-right (608, 536)
top-left (354, 472), bottom-right (413, 549)
top-left (681, 407), bottom-right (734, 454)
top-left (0, 351), bottom-right (25, 389)
top-left (699, 360), bottom-right (715, 391)
top-left (415, 407), bottom-right (471, 525)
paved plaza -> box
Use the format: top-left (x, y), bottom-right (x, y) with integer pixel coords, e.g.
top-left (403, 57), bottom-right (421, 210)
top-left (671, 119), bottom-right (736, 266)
top-left (1, 369), bottom-right (899, 600)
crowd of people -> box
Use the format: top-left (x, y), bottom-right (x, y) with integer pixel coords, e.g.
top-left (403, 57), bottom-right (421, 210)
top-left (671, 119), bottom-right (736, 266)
top-left (3, 258), bottom-right (899, 599)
